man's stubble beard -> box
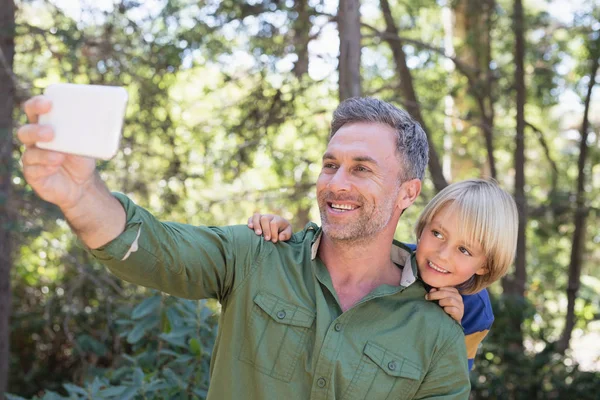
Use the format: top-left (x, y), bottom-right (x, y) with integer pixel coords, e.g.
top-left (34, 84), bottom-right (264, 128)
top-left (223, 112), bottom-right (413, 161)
top-left (318, 188), bottom-right (400, 244)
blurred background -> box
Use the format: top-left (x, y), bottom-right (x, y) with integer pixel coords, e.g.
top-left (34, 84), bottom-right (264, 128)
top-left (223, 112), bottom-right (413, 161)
top-left (0, 0), bottom-right (599, 399)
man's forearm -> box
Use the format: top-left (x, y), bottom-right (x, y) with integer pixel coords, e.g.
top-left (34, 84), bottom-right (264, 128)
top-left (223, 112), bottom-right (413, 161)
top-left (61, 173), bottom-right (126, 249)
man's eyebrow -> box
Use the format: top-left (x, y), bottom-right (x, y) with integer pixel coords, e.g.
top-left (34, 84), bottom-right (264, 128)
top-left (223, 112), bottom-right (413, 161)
top-left (322, 152), bottom-right (379, 165)
top-left (322, 152), bottom-right (336, 161)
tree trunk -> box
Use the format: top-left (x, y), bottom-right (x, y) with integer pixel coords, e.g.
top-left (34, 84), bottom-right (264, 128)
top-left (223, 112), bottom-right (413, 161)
top-left (557, 37), bottom-right (599, 354)
top-left (508, 0), bottom-right (527, 298)
top-left (453, 0), bottom-right (497, 179)
top-left (337, 0), bottom-right (361, 100)
top-left (292, 0), bottom-right (311, 78)
top-left (501, 0), bottom-right (526, 353)
top-left (0, 0), bottom-right (16, 397)
top-left (379, 0), bottom-right (447, 191)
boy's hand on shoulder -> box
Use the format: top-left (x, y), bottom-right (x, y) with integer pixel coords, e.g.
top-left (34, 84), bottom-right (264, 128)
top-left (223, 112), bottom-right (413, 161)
top-left (247, 212), bottom-right (293, 243)
top-left (425, 287), bottom-right (464, 323)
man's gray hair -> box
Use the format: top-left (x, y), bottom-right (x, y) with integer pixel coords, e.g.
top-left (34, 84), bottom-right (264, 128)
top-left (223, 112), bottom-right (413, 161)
top-left (329, 97), bottom-right (429, 181)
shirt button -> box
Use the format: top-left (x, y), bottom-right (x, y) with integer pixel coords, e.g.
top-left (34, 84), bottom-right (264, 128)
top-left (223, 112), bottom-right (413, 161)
top-left (388, 361), bottom-right (397, 371)
top-left (334, 323), bottom-right (342, 332)
top-left (276, 310), bottom-right (286, 319)
top-left (317, 377), bottom-right (327, 388)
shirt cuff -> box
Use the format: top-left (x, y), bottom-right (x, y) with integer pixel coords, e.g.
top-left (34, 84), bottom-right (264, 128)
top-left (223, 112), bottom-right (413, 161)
top-left (87, 192), bottom-right (143, 261)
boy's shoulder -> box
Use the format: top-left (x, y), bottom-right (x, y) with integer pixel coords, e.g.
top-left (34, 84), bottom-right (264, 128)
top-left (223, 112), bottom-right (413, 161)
top-left (462, 289), bottom-right (494, 334)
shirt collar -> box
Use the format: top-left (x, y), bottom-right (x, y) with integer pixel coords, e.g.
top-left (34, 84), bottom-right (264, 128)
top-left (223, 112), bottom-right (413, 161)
top-left (310, 228), bottom-right (418, 287)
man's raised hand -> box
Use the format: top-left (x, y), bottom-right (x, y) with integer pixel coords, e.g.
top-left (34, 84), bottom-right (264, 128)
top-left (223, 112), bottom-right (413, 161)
top-left (18, 96), bottom-right (97, 211)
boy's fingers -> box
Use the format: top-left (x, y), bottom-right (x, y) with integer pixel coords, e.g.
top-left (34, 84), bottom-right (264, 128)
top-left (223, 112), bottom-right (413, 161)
top-left (260, 214), bottom-right (273, 240)
top-left (433, 286), bottom-right (459, 294)
top-left (23, 96), bottom-right (52, 123)
top-left (438, 297), bottom-right (461, 308)
top-left (279, 226), bottom-right (292, 241)
top-left (251, 213), bottom-right (263, 234)
top-left (270, 219), bottom-right (281, 243)
top-left (443, 306), bottom-right (462, 321)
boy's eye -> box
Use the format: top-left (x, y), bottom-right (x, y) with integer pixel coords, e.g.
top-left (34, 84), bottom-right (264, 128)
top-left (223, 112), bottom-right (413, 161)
top-left (432, 230), bottom-right (443, 239)
top-left (459, 246), bottom-right (472, 256)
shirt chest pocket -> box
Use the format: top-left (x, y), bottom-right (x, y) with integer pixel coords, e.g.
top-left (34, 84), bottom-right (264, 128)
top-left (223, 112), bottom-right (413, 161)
top-left (239, 291), bottom-right (315, 382)
top-left (343, 341), bottom-right (423, 400)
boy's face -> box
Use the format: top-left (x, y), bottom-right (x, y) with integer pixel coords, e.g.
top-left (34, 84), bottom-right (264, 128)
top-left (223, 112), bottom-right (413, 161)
top-left (416, 204), bottom-right (488, 289)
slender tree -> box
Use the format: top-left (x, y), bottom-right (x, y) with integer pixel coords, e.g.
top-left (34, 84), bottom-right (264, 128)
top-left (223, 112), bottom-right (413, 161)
top-left (0, 0), bottom-right (16, 397)
top-left (338, 0), bottom-right (361, 100)
top-left (453, 0), bottom-right (497, 179)
top-left (558, 30), bottom-right (600, 354)
top-left (502, 0), bottom-right (527, 352)
top-left (379, 0), bottom-right (448, 191)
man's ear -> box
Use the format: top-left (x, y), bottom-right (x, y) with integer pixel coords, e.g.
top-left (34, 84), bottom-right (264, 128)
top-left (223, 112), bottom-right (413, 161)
top-left (396, 179), bottom-right (421, 211)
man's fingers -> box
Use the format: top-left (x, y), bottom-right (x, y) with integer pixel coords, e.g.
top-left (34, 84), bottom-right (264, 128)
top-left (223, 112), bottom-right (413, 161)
top-left (23, 164), bottom-right (59, 181)
top-left (23, 96), bottom-right (52, 123)
top-left (17, 124), bottom-right (54, 146)
top-left (22, 147), bottom-right (66, 167)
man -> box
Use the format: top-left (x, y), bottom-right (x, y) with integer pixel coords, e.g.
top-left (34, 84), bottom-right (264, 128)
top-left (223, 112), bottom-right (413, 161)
top-left (18, 96), bottom-right (470, 399)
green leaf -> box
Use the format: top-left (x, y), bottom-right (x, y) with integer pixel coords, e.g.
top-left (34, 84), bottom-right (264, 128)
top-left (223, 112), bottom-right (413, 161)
top-left (132, 367), bottom-right (145, 387)
top-left (131, 295), bottom-right (162, 320)
top-left (63, 383), bottom-right (88, 396)
top-left (162, 368), bottom-right (184, 388)
top-left (126, 316), bottom-right (159, 344)
top-left (119, 387), bottom-right (139, 400)
top-left (98, 386), bottom-right (128, 397)
top-left (189, 337), bottom-right (203, 356)
top-left (6, 394), bottom-right (30, 400)
top-left (90, 377), bottom-right (104, 396)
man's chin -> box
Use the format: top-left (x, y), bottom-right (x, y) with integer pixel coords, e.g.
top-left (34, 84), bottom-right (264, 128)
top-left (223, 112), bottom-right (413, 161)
top-left (322, 224), bottom-right (362, 242)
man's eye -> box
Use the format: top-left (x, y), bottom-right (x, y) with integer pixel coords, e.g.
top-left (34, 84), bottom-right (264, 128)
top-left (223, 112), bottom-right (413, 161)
top-left (355, 166), bottom-right (370, 173)
top-left (323, 163), bottom-right (338, 170)
top-left (459, 246), bottom-right (472, 256)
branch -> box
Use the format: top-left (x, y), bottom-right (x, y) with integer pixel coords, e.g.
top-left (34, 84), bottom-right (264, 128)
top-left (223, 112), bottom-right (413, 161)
top-left (526, 121), bottom-right (559, 193)
top-left (361, 22), bottom-right (479, 78)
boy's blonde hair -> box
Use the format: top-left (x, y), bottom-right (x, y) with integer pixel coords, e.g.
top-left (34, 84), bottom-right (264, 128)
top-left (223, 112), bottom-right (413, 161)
top-left (415, 179), bottom-right (518, 294)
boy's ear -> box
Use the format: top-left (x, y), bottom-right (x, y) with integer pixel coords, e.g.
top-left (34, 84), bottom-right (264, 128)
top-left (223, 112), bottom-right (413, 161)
top-left (396, 178), bottom-right (421, 210)
top-left (474, 265), bottom-right (489, 276)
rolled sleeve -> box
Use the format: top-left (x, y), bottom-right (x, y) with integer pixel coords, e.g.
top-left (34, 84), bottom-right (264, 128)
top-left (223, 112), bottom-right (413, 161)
top-left (87, 192), bottom-right (265, 301)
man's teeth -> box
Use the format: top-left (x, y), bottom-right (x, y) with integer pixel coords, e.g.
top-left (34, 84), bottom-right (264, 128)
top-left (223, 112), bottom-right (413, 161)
top-left (331, 203), bottom-right (355, 210)
top-left (428, 261), bottom-right (449, 274)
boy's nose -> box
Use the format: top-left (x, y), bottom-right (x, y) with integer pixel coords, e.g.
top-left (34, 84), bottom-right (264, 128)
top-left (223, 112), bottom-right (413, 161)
top-left (438, 243), bottom-right (451, 261)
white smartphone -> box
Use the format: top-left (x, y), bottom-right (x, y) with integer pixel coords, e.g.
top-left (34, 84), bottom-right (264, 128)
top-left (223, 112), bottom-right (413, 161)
top-left (37, 83), bottom-right (128, 160)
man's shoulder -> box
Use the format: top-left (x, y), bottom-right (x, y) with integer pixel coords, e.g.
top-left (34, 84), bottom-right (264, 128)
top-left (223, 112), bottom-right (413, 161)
top-left (402, 281), bottom-right (465, 336)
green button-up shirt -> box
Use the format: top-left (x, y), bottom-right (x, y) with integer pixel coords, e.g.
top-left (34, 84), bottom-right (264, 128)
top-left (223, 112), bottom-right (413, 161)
top-left (90, 193), bottom-right (470, 400)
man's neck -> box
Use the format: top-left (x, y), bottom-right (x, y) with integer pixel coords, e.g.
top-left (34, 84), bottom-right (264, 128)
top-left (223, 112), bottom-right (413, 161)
top-left (317, 229), bottom-right (402, 311)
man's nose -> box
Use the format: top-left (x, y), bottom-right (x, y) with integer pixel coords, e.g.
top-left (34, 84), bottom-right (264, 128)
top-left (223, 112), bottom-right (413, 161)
top-left (327, 168), bottom-right (351, 192)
